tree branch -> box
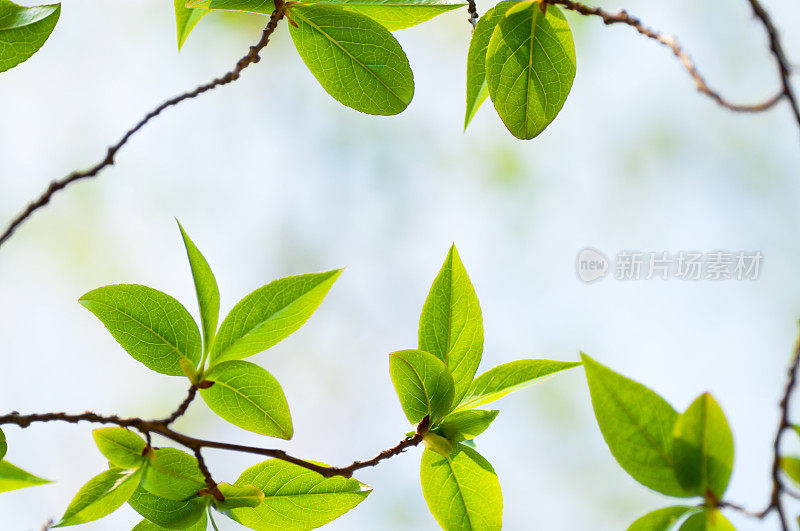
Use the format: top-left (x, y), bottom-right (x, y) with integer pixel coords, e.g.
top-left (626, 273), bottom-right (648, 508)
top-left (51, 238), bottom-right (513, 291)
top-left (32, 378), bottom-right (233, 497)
top-left (0, 2), bottom-right (286, 251)
top-left (547, 0), bottom-right (787, 114)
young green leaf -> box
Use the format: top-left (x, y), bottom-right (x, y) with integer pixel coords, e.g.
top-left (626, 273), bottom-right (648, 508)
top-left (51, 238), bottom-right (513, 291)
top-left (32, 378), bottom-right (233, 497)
top-left (80, 285), bottom-right (202, 376)
top-left (141, 448), bottom-right (206, 501)
top-left (0, 1), bottom-right (61, 74)
top-left (0, 427), bottom-right (6, 461)
top-left (187, 0), bottom-right (275, 13)
top-left (419, 245), bottom-right (483, 404)
top-left (780, 456), bottom-right (800, 487)
top-left (288, 4), bottom-right (414, 116)
top-left (464, 1), bottom-right (515, 129)
top-left (679, 509), bottom-right (735, 531)
top-left (54, 468), bottom-right (142, 527)
top-left (93, 428), bottom-right (147, 469)
top-left (229, 459), bottom-right (371, 530)
top-left (131, 512), bottom-right (207, 531)
top-left (211, 270), bottom-right (341, 364)
top-left (422, 431), bottom-right (453, 457)
top-left (420, 443), bottom-right (502, 530)
top-left (457, 359), bottom-right (580, 411)
top-left (436, 409), bottom-right (498, 442)
top-left (389, 349), bottom-right (455, 425)
top-left (627, 506), bottom-right (694, 531)
top-left (177, 221), bottom-right (220, 354)
top-left (582, 354), bottom-right (689, 497)
top-left (0, 460), bottom-right (51, 493)
top-left (174, 0), bottom-right (209, 50)
top-left (199, 360), bottom-right (293, 439)
top-left (485, 0), bottom-right (576, 139)
top-left (672, 393), bottom-right (734, 498)
top-left (128, 484), bottom-right (207, 529)
top-left (298, 0), bottom-right (466, 31)
top-left (212, 483), bottom-right (265, 511)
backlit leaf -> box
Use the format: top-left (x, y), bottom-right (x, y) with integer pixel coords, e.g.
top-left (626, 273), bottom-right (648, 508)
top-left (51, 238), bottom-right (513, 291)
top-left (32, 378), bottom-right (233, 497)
top-left (80, 284), bottom-right (202, 376)
top-left (200, 360), bottom-right (293, 439)
top-left (128, 484), bottom-right (207, 529)
top-left (420, 443), bottom-right (502, 530)
top-left (211, 270), bottom-right (341, 364)
top-left (299, 0), bottom-right (466, 31)
top-left (288, 4), bottom-right (414, 115)
top-left (419, 245), bottom-right (483, 404)
top-left (679, 509), bottom-right (735, 531)
top-left (178, 221), bottom-right (220, 352)
top-left (55, 468), bottom-right (141, 527)
top-left (131, 512), bottom-right (207, 531)
top-left (0, 460), bottom-right (51, 493)
top-left (582, 354), bottom-right (689, 497)
top-left (436, 409), bottom-right (498, 442)
top-left (389, 349), bottom-right (455, 425)
top-left (93, 428), bottom-right (147, 469)
top-left (485, 0), bottom-right (575, 139)
top-left (0, 0), bottom-right (60, 74)
top-left (0, 427), bottom-right (5, 461)
top-left (213, 482), bottom-right (265, 511)
top-left (627, 506), bottom-right (694, 531)
top-left (229, 459), bottom-right (370, 530)
top-left (141, 448), bottom-right (206, 501)
top-left (174, 0), bottom-right (209, 50)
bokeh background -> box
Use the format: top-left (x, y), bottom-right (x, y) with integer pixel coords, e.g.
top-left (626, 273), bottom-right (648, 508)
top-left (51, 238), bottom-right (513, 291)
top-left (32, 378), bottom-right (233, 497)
top-left (1, 0), bottom-right (800, 529)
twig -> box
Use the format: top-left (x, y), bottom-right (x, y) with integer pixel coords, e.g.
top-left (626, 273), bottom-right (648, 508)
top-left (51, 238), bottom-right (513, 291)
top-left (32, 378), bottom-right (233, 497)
top-left (194, 448), bottom-right (224, 501)
top-left (547, 0), bottom-right (786, 114)
top-left (161, 385), bottom-right (198, 425)
top-left (745, 0), bottom-right (800, 134)
top-left (466, 0), bottom-right (479, 29)
top-left (0, 2), bottom-right (286, 251)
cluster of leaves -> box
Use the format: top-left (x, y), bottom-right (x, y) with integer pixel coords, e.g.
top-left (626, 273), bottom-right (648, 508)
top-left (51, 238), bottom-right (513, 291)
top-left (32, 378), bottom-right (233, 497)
top-left (389, 246), bottom-right (579, 527)
top-left (0, 0), bottom-right (577, 139)
top-left (0, 225), bottom-right (578, 529)
top-left (582, 355), bottom-right (738, 530)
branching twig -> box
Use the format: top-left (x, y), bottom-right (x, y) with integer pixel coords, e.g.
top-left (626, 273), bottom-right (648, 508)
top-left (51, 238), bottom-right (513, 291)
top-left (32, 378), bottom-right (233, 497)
top-left (161, 385), bottom-right (198, 425)
top-left (547, 0), bottom-right (786, 114)
top-left (0, 2), bottom-right (286, 250)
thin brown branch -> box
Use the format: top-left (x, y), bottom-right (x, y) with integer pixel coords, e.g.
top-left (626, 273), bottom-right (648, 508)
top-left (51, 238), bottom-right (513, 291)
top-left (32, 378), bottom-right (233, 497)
top-left (193, 448), bottom-right (224, 502)
top-left (466, 0), bottom-right (479, 29)
top-left (0, 2), bottom-right (287, 251)
top-left (745, 0), bottom-right (800, 134)
top-left (547, 0), bottom-right (786, 114)
top-left (161, 385), bottom-right (198, 425)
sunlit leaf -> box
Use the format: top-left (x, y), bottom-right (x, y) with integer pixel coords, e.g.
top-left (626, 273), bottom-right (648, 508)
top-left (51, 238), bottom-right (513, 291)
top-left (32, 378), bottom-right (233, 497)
top-left (627, 506), bottom-right (694, 531)
top-left (54, 468), bottom-right (142, 527)
top-left (0, 427), bottom-right (6, 461)
top-left (128, 484), bottom-right (207, 529)
top-left (200, 360), bottom-right (293, 439)
top-left (436, 409), bottom-right (498, 442)
top-left (93, 428), bottom-right (147, 470)
top-left (485, 0), bottom-right (575, 139)
top-left (0, 0), bottom-right (60, 74)
top-left (389, 349), bottom-right (454, 425)
top-left (679, 509), bottom-right (735, 531)
top-left (80, 285), bottom-right (202, 376)
top-left (178, 221), bottom-right (220, 352)
top-left (174, 0), bottom-right (209, 50)
top-left (0, 460), bottom-right (51, 493)
top-left (213, 482), bottom-right (265, 511)
top-left (420, 443), bottom-right (502, 530)
top-left (302, 0), bottom-right (466, 30)
top-left (229, 459), bottom-right (370, 530)
top-left (131, 512), bottom-right (207, 531)
top-left (141, 448), bottom-right (206, 501)
top-left (288, 4), bottom-right (414, 115)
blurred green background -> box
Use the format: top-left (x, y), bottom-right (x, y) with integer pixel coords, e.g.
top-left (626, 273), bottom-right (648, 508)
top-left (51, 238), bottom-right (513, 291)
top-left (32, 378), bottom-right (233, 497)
top-left (1, 0), bottom-right (799, 528)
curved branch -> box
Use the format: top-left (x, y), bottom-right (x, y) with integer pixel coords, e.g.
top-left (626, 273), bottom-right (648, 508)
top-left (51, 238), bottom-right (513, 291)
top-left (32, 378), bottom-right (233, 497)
top-left (0, 3), bottom-right (287, 251)
top-left (548, 0), bottom-right (786, 114)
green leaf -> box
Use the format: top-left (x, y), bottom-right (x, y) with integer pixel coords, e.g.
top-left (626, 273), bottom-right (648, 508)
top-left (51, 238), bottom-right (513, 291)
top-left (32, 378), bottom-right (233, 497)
top-left (389, 349), bottom-right (455, 425)
top-left (485, 0), bottom-right (576, 139)
top-left (288, 4), bottom-right (414, 116)
top-left (187, 0), bottom-right (275, 13)
top-left (457, 359), bottom-right (580, 411)
top-left (672, 393), bottom-right (734, 498)
top-left (80, 284), bottom-right (202, 376)
top-left (213, 483), bottom-right (265, 511)
top-left (422, 432), bottom-right (453, 457)
top-left (0, 427), bottom-right (6, 461)
top-left (679, 509), bottom-right (735, 531)
top-left (780, 456), bottom-right (800, 487)
top-left (128, 484), bottom-right (207, 529)
top-left (300, 0), bottom-right (466, 31)
top-left (199, 360), bottom-right (293, 439)
top-left (177, 222), bottom-right (220, 355)
top-left (141, 448), bottom-right (206, 501)
top-left (627, 506), bottom-right (694, 531)
top-left (420, 443), bottom-right (502, 530)
top-left (131, 512), bottom-right (207, 531)
top-left (436, 409), bottom-right (498, 442)
top-left (464, 1), bottom-right (515, 129)
top-left (0, 1), bottom-right (60, 74)
top-left (419, 245), bottom-right (483, 404)
top-left (229, 459), bottom-right (371, 530)
top-left (211, 270), bottom-right (341, 364)
top-left (582, 354), bottom-right (689, 497)
top-left (174, 0), bottom-right (209, 50)
top-left (55, 467), bottom-right (142, 527)
top-left (0, 460), bottom-right (51, 493)
top-left (93, 428), bottom-right (147, 469)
